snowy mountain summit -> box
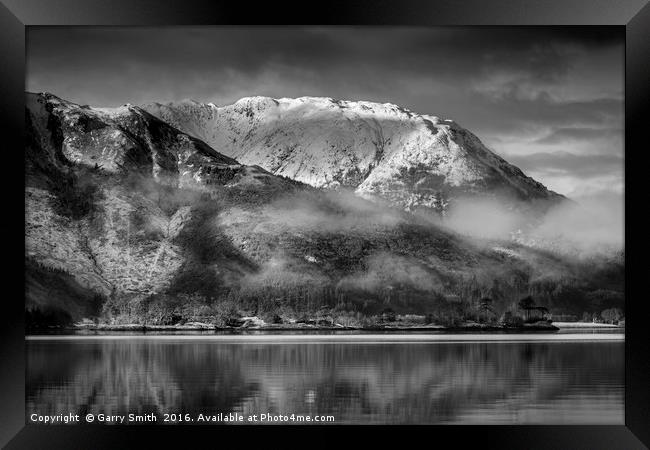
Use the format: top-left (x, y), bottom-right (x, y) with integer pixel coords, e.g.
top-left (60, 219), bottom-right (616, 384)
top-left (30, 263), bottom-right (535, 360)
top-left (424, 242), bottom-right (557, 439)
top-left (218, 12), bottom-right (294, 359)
top-left (143, 96), bottom-right (564, 211)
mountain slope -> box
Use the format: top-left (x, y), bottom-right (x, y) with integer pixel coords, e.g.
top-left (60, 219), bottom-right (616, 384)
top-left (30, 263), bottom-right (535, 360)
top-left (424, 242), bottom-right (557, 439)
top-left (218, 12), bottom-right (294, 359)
top-left (143, 96), bottom-right (564, 211)
top-left (26, 92), bottom-right (301, 191)
top-left (25, 92), bottom-right (303, 317)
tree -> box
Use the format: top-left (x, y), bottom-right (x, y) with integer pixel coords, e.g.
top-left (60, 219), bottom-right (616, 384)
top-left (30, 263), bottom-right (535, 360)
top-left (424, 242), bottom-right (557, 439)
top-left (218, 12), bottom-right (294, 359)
top-left (533, 306), bottom-right (549, 321)
top-left (380, 308), bottom-right (396, 322)
top-left (518, 296), bottom-right (536, 321)
top-left (601, 308), bottom-right (623, 324)
top-left (500, 310), bottom-right (524, 327)
top-left (478, 297), bottom-right (494, 323)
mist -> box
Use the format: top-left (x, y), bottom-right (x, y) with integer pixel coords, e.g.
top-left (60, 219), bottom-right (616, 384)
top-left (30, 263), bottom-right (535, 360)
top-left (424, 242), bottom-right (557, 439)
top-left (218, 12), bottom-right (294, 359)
top-left (260, 189), bottom-right (405, 232)
top-left (439, 192), bottom-right (624, 257)
top-left (246, 183), bottom-right (624, 261)
top-left (529, 192), bottom-right (624, 255)
top-left (439, 196), bottom-right (526, 240)
top-left (339, 252), bottom-right (444, 293)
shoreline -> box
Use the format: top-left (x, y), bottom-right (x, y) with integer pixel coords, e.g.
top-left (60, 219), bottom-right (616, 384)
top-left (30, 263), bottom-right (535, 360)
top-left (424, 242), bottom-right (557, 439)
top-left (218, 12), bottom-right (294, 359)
top-left (26, 322), bottom-right (594, 334)
top-left (25, 332), bottom-right (625, 342)
top-left (550, 321), bottom-right (621, 328)
top-left (27, 319), bottom-right (627, 336)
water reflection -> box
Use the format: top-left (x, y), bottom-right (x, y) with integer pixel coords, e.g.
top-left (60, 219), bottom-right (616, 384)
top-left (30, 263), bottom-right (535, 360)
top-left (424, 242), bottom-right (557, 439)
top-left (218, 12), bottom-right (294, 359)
top-left (27, 339), bottom-right (624, 424)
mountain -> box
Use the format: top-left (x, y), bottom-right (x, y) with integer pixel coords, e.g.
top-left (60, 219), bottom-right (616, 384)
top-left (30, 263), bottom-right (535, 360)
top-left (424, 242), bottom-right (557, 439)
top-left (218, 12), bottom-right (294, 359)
top-left (26, 92), bottom-right (300, 192)
top-left (143, 96), bottom-right (564, 212)
top-left (25, 92), bottom-right (303, 323)
top-left (24, 92), bottom-right (622, 328)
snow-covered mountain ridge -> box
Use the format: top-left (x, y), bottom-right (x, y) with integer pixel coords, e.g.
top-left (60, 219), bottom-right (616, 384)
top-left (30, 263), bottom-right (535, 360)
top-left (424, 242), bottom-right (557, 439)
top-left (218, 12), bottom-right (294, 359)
top-left (27, 92), bottom-right (300, 193)
top-left (143, 96), bottom-right (564, 211)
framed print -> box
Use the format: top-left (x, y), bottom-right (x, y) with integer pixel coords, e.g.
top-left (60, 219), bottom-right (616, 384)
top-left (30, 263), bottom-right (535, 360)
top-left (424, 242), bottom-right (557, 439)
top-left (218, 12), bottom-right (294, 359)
top-left (0, 0), bottom-right (648, 448)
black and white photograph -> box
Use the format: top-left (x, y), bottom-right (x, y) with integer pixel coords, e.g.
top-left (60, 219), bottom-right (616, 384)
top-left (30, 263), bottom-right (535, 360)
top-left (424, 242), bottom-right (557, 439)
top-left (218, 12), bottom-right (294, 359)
top-left (24, 25), bottom-right (626, 426)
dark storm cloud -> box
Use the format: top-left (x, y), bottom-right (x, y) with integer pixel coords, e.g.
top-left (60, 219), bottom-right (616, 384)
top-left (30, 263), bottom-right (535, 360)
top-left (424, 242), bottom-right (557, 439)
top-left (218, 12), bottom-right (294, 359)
top-left (26, 26), bottom-right (623, 197)
top-left (26, 26), bottom-right (622, 105)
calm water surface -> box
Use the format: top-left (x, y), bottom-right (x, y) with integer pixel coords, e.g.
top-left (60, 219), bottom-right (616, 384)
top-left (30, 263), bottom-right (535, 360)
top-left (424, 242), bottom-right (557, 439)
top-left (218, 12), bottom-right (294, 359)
top-left (26, 332), bottom-right (624, 424)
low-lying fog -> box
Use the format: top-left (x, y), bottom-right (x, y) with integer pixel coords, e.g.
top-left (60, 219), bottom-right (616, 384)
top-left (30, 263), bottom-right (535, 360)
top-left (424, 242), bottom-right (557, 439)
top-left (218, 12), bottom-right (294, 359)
top-left (440, 192), bottom-right (623, 257)
top-left (256, 187), bottom-right (623, 259)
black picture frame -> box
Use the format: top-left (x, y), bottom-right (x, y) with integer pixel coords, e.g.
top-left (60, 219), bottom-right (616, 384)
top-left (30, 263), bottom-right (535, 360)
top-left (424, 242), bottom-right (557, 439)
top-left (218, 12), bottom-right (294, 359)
top-left (1, 1), bottom-right (648, 448)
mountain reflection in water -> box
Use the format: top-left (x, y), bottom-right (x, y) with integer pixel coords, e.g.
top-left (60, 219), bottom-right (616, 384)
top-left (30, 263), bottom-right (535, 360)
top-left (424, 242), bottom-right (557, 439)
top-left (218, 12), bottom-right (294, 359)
top-left (26, 339), bottom-right (623, 424)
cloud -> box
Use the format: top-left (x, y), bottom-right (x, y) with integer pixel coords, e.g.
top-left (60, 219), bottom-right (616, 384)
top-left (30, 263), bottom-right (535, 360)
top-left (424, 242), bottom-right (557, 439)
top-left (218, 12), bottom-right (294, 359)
top-left (506, 151), bottom-right (624, 178)
top-left (260, 190), bottom-right (404, 233)
top-left (442, 197), bottom-right (524, 240)
top-left (531, 193), bottom-right (624, 254)
top-left (339, 252), bottom-right (443, 293)
top-left (535, 128), bottom-right (622, 146)
top-left (440, 190), bottom-right (624, 257)
top-left (26, 26), bottom-right (624, 200)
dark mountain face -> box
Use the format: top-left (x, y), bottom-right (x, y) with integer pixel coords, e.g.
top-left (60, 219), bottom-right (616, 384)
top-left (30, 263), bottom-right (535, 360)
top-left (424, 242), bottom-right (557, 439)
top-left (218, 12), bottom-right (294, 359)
top-left (24, 93), bottom-right (623, 328)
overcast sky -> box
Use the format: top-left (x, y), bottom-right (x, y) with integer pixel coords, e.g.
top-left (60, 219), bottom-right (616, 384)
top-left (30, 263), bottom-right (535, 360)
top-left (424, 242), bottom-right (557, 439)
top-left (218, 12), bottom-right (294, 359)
top-left (26, 26), bottom-right (624, 200)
